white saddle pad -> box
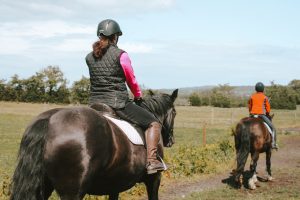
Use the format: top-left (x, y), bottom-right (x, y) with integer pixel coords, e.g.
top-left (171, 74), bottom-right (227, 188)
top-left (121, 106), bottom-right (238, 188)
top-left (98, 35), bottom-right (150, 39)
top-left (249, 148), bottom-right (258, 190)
top-left (263, 122), bottom-right (272, 134)
top-left (104, 115), bottom-right (144, 145)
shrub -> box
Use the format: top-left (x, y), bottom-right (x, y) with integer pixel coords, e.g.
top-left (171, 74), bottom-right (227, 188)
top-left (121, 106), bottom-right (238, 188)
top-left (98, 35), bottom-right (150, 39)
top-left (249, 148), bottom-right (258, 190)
top-left (165, 139), bottom-right (234, 178)
top-left (266, 83), bottom-right (297, 110)
top-left (189, 93), bottom-right (201, 106)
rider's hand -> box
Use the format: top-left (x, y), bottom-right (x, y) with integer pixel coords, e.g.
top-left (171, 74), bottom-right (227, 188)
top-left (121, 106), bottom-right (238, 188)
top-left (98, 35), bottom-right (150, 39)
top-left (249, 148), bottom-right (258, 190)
top-left (134, 97), bottom-right (143, 106)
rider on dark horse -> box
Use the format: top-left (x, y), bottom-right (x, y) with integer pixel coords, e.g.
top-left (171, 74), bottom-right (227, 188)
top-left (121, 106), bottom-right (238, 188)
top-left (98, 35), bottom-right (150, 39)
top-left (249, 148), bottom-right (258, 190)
top-left (85, 19), bottom-right (165, 174)
top-left (248, 82), bottom-right (278, 149)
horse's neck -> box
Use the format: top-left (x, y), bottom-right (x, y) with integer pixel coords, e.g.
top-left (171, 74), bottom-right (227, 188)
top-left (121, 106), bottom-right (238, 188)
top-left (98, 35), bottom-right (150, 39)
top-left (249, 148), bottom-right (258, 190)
top-left (143, 101), bottom-right (164, 122)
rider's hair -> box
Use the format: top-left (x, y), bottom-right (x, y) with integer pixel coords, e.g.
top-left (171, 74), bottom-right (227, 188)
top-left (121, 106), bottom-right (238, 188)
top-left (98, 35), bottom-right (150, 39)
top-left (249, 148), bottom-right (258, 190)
top-left (92, 35), bottom-right (116, 58)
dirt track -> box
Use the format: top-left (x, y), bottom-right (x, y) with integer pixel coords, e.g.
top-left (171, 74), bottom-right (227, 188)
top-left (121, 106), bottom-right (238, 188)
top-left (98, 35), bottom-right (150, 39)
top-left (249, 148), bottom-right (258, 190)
top-left (140, 132), bottom-right (300, 200)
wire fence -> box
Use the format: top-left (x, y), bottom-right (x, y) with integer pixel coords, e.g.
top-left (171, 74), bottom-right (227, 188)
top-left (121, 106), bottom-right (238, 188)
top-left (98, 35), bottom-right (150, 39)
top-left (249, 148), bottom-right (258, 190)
top-left (174, 106), bottom-right (300, 129)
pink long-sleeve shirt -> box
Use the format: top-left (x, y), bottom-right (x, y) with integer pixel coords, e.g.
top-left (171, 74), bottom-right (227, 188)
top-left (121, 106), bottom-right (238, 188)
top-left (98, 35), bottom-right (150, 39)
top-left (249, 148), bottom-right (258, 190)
top-left (120, 52), bottom-right (142, 98)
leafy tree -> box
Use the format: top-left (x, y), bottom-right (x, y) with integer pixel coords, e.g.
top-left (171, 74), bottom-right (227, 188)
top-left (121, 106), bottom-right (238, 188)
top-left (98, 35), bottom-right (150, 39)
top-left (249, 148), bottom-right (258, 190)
top-left (22, 74), bottom-right (46, 102)
top-left (200, 93), bottom-right (210, 106)
top-left (38, 66), bottom-right (70, 103)
top-left (0, 79), bottom-right (6, 101)
top-left (70, 76), bottom-right (90, 104)
top-left (211, 92), bottom-right (231, 108)
top-left (266, 83), bottom-right (297, 110)
top-left (188, 84), bottom-right (246, 108)
top-left (288, 79), bottom-right (300, 104)
top-left (189, 92), bottom-right (201, 106)
top-left (210, 84), bottom-right (233, 108)
top-left (6, 75), bottom-right (24, 102)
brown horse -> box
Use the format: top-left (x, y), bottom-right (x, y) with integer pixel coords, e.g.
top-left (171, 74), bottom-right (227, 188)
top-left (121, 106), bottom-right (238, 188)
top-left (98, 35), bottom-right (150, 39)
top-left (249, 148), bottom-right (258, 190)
top-left (233, 115), bottom-right (274, 189)
top-left (10, 89), bottom-right (178, 200)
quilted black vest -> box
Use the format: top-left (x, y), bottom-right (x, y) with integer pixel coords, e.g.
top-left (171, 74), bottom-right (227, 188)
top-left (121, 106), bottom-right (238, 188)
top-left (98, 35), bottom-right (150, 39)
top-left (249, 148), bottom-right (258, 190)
top-left (86, 45), bottom-right (129, 109)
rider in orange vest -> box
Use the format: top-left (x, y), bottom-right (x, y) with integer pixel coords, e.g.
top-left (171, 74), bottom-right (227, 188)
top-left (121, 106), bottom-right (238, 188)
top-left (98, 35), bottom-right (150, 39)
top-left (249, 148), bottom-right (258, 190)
top-left (248, 82), bottom-right (278, 149)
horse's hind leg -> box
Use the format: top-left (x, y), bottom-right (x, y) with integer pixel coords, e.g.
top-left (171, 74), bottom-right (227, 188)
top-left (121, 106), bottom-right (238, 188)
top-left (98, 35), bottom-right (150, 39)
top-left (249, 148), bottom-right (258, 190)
top-left (144, 173), bottom-right (161, 200)
top-left (248, 152), bottom-right (259, 189)
top-left (266, 148), bottom-right (273, 181)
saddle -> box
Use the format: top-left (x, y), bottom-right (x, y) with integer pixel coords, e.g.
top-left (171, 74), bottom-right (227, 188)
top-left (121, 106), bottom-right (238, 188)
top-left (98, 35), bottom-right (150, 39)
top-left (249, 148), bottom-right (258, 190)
top-left (90, 103), bottom-right (145, 145)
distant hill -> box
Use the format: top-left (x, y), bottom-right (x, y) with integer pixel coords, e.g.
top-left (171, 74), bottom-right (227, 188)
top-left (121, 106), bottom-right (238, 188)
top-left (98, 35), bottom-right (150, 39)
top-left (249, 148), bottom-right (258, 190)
top-left (156, 85), bottom-right (254, 97)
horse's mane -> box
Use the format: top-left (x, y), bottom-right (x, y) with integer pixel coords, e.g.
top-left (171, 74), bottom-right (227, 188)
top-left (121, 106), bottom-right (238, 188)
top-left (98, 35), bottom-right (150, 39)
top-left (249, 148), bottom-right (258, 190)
top-left (142, 93), bottom-right (173, 118)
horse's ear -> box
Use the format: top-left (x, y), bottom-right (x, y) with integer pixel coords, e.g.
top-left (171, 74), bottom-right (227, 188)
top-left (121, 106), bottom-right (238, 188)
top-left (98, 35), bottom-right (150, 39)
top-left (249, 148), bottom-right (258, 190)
top-left (171, 89), bottom-right (178, 101)
top-left (148, 90), bottom-right (155, 96)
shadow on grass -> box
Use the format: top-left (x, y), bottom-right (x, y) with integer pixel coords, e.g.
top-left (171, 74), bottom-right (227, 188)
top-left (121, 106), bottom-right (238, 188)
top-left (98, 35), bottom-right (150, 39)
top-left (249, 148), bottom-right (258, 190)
top-left (221, 170), bottom-right (269, 189)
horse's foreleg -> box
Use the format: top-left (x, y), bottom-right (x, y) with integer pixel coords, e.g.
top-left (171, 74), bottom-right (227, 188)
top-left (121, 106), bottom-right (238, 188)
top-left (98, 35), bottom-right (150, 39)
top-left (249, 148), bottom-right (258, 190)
top-left (249, 152), bottom-right (259, 190)
top-left (235, 150), bottom-right (249, 188)
top-left (144, 173), bottom-right (161, 200)
top-left (43, 176), bottom-right (54, 199)
top-left (266, 149), bottom-right (273, 181)
top-left (250, 152), bottom-right (259, 173)
top-left (109, 193), bottom-right (119, 200)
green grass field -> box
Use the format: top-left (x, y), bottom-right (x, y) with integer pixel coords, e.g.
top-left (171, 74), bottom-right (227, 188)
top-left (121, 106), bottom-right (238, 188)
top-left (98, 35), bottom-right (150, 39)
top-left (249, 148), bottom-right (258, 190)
top-left (0, 102), bottom-right (299, 199)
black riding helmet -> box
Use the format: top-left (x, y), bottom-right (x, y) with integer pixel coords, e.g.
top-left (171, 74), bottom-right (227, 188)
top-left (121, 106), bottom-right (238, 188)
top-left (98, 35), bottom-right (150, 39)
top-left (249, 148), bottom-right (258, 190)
top-left (97, 19), bottom-right (122, 37)
top-left (255, 82), bottom-right (265, 92)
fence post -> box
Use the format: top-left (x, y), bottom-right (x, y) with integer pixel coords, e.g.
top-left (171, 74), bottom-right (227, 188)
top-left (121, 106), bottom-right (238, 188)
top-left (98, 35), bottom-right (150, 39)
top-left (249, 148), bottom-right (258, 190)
top-left (295, 111), bottom-right (297, 126)
top-left (202, 122), bottom-right (206, 146)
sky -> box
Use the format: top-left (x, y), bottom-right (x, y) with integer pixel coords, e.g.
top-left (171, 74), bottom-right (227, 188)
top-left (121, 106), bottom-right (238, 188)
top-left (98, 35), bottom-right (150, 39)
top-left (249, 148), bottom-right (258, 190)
top-left (0, 0), bottom-right (299, 89)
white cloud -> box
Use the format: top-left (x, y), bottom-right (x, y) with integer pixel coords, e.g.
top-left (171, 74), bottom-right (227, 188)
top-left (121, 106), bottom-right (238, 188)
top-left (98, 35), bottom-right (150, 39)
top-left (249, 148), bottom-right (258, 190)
top-left (54, 39), bottom-right (157, 54)
top-left (0, 20), bottom-right (96, 56)
top-left (0, 21), bottom-right (94, 38)
top-left (54, 38), bottom-right (93, 52)
top-left (1, 0), bottom-right (176, 22)
top-left (0, 37), bottom-right (31, 55)
top-left (27, 2), bottom-right (73, 16)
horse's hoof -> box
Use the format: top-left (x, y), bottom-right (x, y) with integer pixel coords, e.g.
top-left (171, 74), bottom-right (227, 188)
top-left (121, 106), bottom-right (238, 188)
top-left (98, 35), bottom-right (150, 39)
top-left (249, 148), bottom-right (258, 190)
top-left (267, 175), bottom-right (274, 181)
top-left (236, 183), bottom-right (242, 189)
top-left (234, 180), bottom-right (242, 189)
top-left (248, 178), bottom-right (256, 190)
top-left (253, 174), bottom-right (258, 183)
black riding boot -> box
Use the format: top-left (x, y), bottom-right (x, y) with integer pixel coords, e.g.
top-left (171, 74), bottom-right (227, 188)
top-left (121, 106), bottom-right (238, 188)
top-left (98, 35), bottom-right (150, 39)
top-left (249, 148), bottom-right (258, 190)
top-left (145, 122), bottom-right (165, 174)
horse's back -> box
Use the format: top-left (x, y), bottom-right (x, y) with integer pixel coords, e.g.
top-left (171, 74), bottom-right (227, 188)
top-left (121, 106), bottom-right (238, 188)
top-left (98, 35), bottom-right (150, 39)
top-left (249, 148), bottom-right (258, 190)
top-left (235, 116), bottom-right (270, 151)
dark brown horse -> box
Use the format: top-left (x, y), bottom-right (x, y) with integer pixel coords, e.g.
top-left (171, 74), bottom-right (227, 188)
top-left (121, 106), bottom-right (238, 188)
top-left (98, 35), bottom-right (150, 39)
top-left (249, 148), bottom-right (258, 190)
top-left (233, 115), bottom-right (274, 189)
top-left (10, 89), bottom-right (178, 200)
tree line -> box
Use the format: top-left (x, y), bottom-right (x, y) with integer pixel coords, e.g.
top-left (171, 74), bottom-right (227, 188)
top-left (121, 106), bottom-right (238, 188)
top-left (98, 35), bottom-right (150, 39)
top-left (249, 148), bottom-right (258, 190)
top-left (0, 66), bottom-right (90, 104)
top-left (189, 81), bottom-right (300, 110)
top-left (1, 66), bottom-right (299, 109)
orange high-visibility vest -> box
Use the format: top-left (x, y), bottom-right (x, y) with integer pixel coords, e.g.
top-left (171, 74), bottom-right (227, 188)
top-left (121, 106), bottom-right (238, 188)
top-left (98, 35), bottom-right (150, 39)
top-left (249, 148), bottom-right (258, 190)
top-left (248, 92), bottom-right (271, 115)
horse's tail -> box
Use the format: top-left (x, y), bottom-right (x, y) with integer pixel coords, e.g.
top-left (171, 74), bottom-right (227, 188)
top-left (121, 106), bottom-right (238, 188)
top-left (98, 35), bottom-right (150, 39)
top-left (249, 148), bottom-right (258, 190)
top-left (10, 117), bottom-right (50, 200)
top-left (235, 122), bottom-right (250, 175)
